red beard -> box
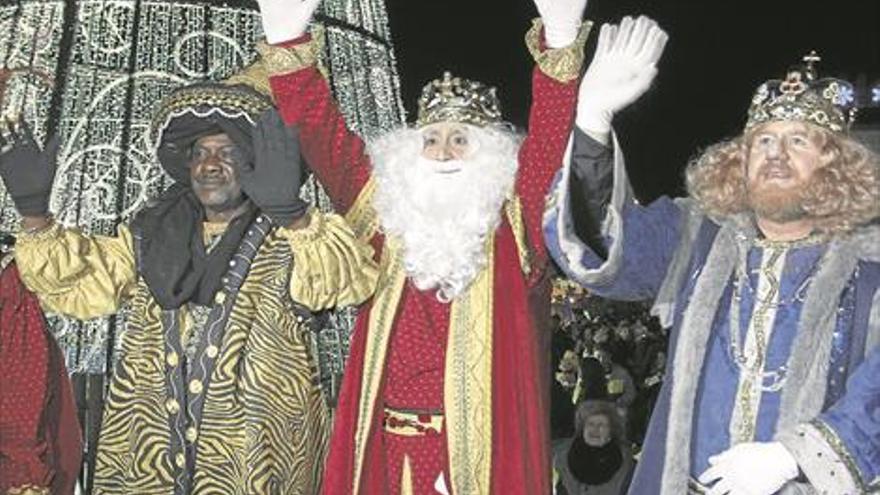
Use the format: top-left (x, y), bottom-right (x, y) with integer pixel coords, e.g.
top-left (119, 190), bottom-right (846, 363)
top-left (747, 183), bottom-right (806, 223)
top-left (747, 162), bottom-right (808, 222)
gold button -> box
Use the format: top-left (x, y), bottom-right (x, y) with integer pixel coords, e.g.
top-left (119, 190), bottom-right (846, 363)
top-left (214, 291), bottom-right (226, 305)
top-left (189, 379), bottom-right (203, 394)
top-left (165, 398), bottom-right (180, 414)
top-left (185, 426), bottom-right (198, 442)
top-left (166, 351), bottom-right (179, 367)
top-left (175, 452), bottom-right (186, 468)
top-left (205, 345), bottom-right (219, 358)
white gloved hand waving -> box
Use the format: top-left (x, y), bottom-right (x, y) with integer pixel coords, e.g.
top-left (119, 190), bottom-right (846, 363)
top-left (699, 442), bottom-right (800, 495)
top-left (533, 0), bottom-right (589, 49)
top-left (256, 0), bottom-right (322, 44)
top-left (576, 16), bottom-right (668, 139)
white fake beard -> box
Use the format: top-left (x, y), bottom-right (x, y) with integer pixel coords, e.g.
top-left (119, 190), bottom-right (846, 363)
top-left (370, 125), bottom-right (520, 302)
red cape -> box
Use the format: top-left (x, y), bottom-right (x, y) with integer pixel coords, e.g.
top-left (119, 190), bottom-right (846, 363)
top-left (322, 219), bottom-right (551, 494)
top-left (0, 262), bottom-right (82, 495)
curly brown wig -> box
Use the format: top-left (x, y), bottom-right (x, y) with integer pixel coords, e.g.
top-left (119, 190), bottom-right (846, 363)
top-left (685, 125), bottom-right (880, 235)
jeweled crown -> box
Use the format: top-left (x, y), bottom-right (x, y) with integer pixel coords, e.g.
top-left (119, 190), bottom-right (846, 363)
top-left (416, 71), bottom-right (502, 128)
top-left (745, 51), bottom-right (856, 133)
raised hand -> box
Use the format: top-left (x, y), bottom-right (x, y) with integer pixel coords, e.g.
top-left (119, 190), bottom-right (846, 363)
top-left (255, 0), bottom-right (322, 44)
top-left (533, 0), bottom-right (589, 48)
top-left (238, 109), bottom-right (309, 227)
top-left (576, 16), bottom-right (669, 138)
top-left (0, 120), bottom-right (59, 218)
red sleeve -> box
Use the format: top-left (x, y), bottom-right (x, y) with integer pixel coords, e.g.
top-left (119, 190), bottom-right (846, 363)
top-left (515, 67), bottom-right (579, 271)
top-left (0, 262), bottom-right (53, 492)
top-left (267, 41), bottom-right (373, 214)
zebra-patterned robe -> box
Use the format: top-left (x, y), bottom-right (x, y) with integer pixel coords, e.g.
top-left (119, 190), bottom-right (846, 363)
top-left (15, 211), bottom-right (378, 494)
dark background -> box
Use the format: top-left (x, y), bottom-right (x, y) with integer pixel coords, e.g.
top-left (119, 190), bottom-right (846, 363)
top-left (385, 0), bottom-right (880, 202)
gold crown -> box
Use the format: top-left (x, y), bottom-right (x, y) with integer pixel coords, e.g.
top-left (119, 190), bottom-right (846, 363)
top-left (416, 71), bottom-right (502, 128)
top-left (745, 51), bottom-right (856, 133)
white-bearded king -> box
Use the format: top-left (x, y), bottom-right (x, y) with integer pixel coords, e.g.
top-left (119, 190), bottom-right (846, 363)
top-left (249, 0), bottom-right (593, 492)
top-left (370, 124), bottom-right (520, 302)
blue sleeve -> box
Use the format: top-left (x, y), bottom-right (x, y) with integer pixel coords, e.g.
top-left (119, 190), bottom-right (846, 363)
top-left (780, 346), bottom-right (880, 492)
top-left (818, 346), bottom-right (880, 486)
top-left (544, 173), bottom-right (683, 301)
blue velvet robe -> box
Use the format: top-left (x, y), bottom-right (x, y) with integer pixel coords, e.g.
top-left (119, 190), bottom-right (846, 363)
top-left (542, 135), bottom-right (880, 494)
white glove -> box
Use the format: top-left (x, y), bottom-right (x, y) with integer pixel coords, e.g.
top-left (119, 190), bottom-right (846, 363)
top-left (256, 0), bottom-right (322, 44)
top-left (576, 16), bottom-right (668, 139)
top-left (698, 442), bottom-right (800, 495)
top-left (533, 0), bottom-right (589, 48)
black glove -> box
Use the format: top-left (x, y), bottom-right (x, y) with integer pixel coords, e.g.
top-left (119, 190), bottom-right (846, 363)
top-left (237, 109), bottom-right (308, 226)
top-left (0, 121), bottom-right (59, 217)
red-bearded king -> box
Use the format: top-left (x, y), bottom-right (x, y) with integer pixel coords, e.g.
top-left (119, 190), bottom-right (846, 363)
top-left (248, 0), bottom-right (591, 492)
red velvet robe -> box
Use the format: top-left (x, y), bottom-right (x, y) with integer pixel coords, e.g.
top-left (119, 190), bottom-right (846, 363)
top-left (0, 260), bottom-right (82, 495)
top-left (267, 35), bottom-right (578, 494)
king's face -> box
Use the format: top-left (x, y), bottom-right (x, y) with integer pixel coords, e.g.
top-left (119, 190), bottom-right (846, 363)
top-left (745, 121), bottom-right (830, 194)
top-left (188, 133), bottom-right (246, 212)
top-left (419, 122), bottom-right (477, 163)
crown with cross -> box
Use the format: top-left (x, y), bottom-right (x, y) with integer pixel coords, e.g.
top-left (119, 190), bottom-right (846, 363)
top-left (415, 71), bottom-right (503, 128)
top-left (745, 51), bottom-right (856, 133)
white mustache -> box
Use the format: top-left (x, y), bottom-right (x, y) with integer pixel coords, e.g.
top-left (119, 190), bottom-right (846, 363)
top-left (417, 157), bottom-right (466, 175)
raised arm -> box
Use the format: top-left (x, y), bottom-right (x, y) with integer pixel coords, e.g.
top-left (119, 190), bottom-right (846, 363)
top-left (12, 224), bottom-right (137, 319)
top-left (234, 111), bottom-right (378, 310)
top-left (0, 125), bottom-right (137, 319)
top-left (254, 0), bottom-right (372, 215)
top-left (280, 210), bottom-right (378, 311)
top-left (542, 17), bottom-right (677, 301)
top-left (514, 0), bottom-right (590, 269)
top-left (545, 128), bottom-right (685, 302)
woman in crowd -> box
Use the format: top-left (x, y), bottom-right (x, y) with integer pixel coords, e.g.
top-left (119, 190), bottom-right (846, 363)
top-left (554, 400), bottom-right (635, 495)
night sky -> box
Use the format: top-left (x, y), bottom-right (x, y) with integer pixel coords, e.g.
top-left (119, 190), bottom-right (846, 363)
top-left (385, 0), bottom-right (880, 202)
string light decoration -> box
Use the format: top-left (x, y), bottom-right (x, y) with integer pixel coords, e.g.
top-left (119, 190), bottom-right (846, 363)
top-left (0, 0), bottom-right (403, 400)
